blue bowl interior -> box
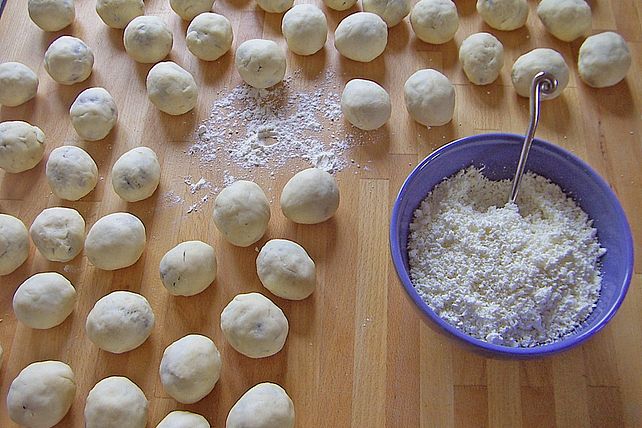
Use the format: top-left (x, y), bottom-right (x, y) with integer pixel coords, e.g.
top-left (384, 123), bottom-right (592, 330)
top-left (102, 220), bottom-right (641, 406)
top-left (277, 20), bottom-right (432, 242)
top-left (390, 133), bottom-right (634, 357)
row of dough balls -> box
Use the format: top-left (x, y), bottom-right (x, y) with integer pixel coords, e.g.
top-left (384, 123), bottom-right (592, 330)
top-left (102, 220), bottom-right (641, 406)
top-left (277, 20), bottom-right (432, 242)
top-left (7, 358), bottom-right (294, 427)
top-left (340, 29), bottom-right (631, 132)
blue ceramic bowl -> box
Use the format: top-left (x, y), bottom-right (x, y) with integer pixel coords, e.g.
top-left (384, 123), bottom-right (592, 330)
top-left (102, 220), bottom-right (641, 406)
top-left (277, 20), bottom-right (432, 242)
top-left (390, 133), bottom-right (634, 358)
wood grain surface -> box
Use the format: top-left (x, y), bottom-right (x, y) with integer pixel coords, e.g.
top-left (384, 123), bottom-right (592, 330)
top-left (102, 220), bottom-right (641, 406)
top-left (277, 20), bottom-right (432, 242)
top-left (1, 0), bottom-right (641, 427)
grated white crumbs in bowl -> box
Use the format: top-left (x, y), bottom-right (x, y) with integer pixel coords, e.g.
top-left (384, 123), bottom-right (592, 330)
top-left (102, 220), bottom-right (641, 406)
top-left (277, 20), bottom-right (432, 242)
top-left (407, 167), bottom-right (607, 348)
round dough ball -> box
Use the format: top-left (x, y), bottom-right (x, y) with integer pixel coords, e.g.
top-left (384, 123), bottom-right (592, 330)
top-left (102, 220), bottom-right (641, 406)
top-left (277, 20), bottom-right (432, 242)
top-left (160, 241), bottom-right (216, 296)
top-left (334, 12), bottom-right (387, 63)
top-left (0, 214), bottom-right (29, 275)
top-left (458, 32), bottom-right (504, 85)
top-left (226, 383), bottom-right (294, 428)
top-left (70, 87), bottom-right (118, 141)
top-left (410, 0), bottom-right (459, 44)
top-left (85, 212), bottom-right (146, 270)
top-left (257, 239), bottom-right (316, 300)
top-left (281, 5), bottom-right (327, 56)
top-left (511, 48), bottom-right (569, 99)
top-left (124, 16), bottom-right (173, 64)
top-left (85, 376), bottom-right (148, 428)
top-left (404, 68), bottom-right (455, 126)
top-left (280, 168), bottom-right (339, 224)
top-left (537, 0), bottom-right (591, 42)
top-left (0, 62), bottom-right (38, 107)
top-left (7, 361), bottom-right (76, 428)
top-left (235, 39), bottom-right (286, 89)
top-left (0, 120), bottom-right (45, 173)
top-left (28, 0), bottom-right (75, 32)
top-left (363, 0), bottom-right (410, 27)
top-left (157, 411), bottom-right (210, 428)
top-left (13, 272), bottom-right (77, 329)
top-left (146, 62), bottom-right (198, 115)
top-left (341, 79), bottom-right (391, 131)
top-left (213, 180), bottom-right (270, 247)
top-left (476, 0), bottom-right (528, 31)
top-left (96, 0), bottom-right (144, 29)
top-left (257, 0), bottom-right (292, 13)
top-left (578, 32), bottom-right (631, 88)
top-left (170, 0), bottom-right (214, 20)
top-left (159, 334), bottom-right (221, 404)
top-left (221, 293), bottom-right (289, 358)
top-left (30, 207), bottom-right (85, 262)
top-left (111, 146), bottom-right (161, 202)
top-left (45, 146), bottom-right (98, 201)
top-left (86, 291), bottom-right (154, 353)
top-left (44, 36), bottom-right (94, 85)
top-left (323, 0), bottom-right (356, 11)
top-left (186, 13), bottom-right (233, 61)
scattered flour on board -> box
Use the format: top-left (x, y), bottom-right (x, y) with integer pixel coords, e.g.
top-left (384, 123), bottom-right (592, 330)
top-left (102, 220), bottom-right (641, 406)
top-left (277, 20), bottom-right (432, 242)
top-left (407, 167), bottom-right (606, 348)
top-left (189, 70), bottom-right (375, 179)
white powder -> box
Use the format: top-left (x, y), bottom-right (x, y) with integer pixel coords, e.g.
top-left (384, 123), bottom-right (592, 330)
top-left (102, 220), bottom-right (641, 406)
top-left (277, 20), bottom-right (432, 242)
top-left (408, 167), bottom-right (606, 347)
top-left (189, 71), bottom-right (377, 178)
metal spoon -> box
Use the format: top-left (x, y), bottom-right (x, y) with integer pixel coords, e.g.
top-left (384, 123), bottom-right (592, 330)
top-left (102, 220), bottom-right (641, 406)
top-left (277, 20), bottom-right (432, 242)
top-left (508, 71), bottom-right (559, 204)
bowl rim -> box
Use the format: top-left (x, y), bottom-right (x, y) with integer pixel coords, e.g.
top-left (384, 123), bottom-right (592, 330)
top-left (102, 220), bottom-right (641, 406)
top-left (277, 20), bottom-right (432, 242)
top-left (389, 132), bottom-right (635, 357)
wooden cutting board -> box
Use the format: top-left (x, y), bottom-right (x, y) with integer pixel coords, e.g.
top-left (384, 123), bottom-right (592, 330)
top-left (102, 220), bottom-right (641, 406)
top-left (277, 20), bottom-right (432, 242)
top-left (0, 0), bottom-right (640, 426)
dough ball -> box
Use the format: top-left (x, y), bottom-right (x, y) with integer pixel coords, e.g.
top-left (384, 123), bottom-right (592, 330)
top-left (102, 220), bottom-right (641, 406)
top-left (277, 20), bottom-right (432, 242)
top-left (578, 32), bottom-right (631, 88)
top-left (30, 207), bottom-right (85, 262)
top-left (226, 383), bottom-right (294, 428)
top-left (85, 212), bottom-right (146, 270)
top-left (324, 0), bottom-right (356, 11)
top-left (220, 293), bottom-right (289, 358)
top-left (28, 0), bottom-right (75, 32)
top-left (111, 146), bottom-right (161, 202)
top-left (0, 344), bottom-right (3, 366)
top-left (70, 87), bottom-right (118, 141)
top-left (44, 36), bottom-right (94, 85)
top-left (124, 16), bottom-right (173, 64)
top-left (85, 376), bottom-right (148, 428)
top-left (13, 272), bottom-right (77, 329)
top-left (257, 239), bottom-right (316, 300)
top-left (0, 120), bottom-right (45, 173)
top-left (281, 5), bottom-right (327, 56)
top-left (410, 0), bottom-right (459, 44)
top-left (476, 0), bottom-right (528, 31)
top-left (235, 39), bottom-right (286, 89)
top-left (96, 0), bottom-right (144, 29)
top-left (186, 12), bottom-right (233, 61)
top-left (0, 62), bottom-right (38, 107)
top-left (213, 180), bottom-right (270, 247)
top-left (363, 0), bottom-right (410, 27)
top-left (170, 0), bottom-right (214, 20)
top-left (160, 240), bottom-right (216, 296)
top-left (86, 291), bottom-right (154, 353)
top-left (257, 0), bottom-right (292, 13)
top-left (157, 411), bottom-right (210, 428)
top-left (334, 12), bottom-right (387, 63)
top-left (404, 68), bottom-right (455, 126)
top-left (537, 0), bottom-right (591, 42)
top-left (511, 48), bottom-right (569, 98)
top-left (280, 168), bottom-right (340, 224)
top-left (341, 78), bottom-right (391, 131)
top-left (7, 361), bottom-right (76, 428)
top-left (0, 214), bottom-right (29, 275)
top-left (458, 32), bottom-right (504, 85)
top-left (159, 334), bottom-right (222, 404)
top-left (45, 145), bottom-right (98, 201)
top-left (146, 62), bottom-right (198, 115)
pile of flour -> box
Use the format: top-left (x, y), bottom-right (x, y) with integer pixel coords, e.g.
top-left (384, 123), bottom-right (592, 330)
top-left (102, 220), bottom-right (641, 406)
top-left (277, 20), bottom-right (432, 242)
top-left (408, 167), bottom-right (606, 347)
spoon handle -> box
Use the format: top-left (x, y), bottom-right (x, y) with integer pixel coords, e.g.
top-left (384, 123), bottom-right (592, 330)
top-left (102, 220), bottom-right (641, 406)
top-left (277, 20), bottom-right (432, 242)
top-left (508, 71), bottom-right (559, 204)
